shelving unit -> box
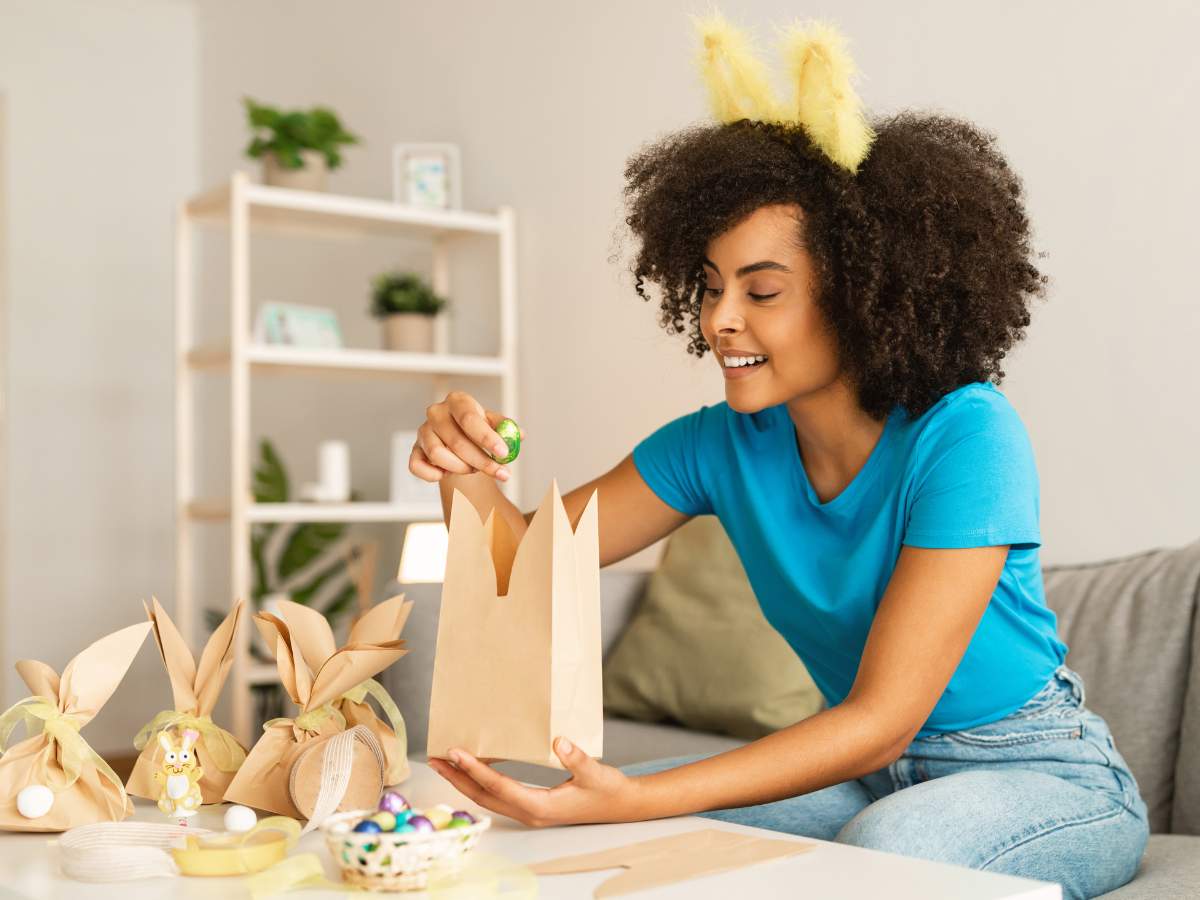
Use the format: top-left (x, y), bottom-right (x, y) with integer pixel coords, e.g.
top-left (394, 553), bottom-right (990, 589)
top-left (175, 172), bottom-right (519, 745)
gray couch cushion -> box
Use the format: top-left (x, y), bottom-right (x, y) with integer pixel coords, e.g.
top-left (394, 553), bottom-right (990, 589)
top-left (1172, 554), bottom-right (1200, 835)
top-left (1098, 835), bottom-right (1200, 899)
top-left (1044, 540), bottom-right (1200, 834)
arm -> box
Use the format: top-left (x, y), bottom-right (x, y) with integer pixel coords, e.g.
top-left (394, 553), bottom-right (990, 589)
top-left (411, 391), bottom-right (688, 567)
top-left (431, 543), bottom-right (1009, 825)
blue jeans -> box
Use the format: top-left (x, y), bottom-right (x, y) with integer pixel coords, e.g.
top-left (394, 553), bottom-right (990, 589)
top-left (621, 666), bottom-right (1148, 900)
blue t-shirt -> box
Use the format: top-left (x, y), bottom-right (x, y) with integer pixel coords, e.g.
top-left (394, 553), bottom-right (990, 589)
top-left (632, 382), bottom-right (1067, 736)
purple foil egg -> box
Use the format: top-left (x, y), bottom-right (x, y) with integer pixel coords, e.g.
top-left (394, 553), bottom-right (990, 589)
top-left (407, 814), bottom-right (435, 833)
top-left (378, 791), bottom-right (409, 815)
top-left (451, 810), bottom-right (476, 825)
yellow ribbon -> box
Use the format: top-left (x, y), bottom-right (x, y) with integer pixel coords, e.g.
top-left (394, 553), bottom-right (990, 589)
top-left (132, 710), bottom-right (247, 773)
top-left (247, 852), bottom-right (357, 898)
top-left (264, 702), bottom-right (346, 736)
top-left (341, 678), bottom-right (407, 745)
top-left (0, 695), bottom-right (125, 802)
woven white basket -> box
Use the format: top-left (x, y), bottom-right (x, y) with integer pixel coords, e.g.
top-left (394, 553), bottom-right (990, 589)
top-left (321, 808), bottom-right (491, 892)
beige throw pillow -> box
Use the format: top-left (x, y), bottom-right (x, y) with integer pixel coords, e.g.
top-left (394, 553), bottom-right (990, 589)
top-left (603, 516), bottom-right (824, 740)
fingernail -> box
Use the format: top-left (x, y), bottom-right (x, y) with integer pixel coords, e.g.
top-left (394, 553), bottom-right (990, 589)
top-left (449, 750), bottom-right (463, 765)
top-left (497, 467), bottom-right (510, 480)
top-left (558, 737), bottom-right (573, 753)
top-left (494, 443), bottom-right (509, 457)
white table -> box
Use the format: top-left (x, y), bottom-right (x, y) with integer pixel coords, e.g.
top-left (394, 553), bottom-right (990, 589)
top-left (1, 761), bottom-right (1061, 899)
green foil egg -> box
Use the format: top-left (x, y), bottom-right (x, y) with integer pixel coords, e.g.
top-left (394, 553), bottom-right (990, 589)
top-left (491, 418), bottom-right (521, 465)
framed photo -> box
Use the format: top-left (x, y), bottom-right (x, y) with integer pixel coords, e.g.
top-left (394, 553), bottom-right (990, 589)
top-left (254, 302), bottom-right (343, 349)
top-left (392, 143), bottom-right (462, 210)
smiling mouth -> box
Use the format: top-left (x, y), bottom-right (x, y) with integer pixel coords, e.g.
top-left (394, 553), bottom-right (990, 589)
top-left (721, 354), bottom-right (768, 379)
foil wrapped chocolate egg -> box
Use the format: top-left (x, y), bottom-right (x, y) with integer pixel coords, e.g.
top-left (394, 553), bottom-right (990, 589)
top-left (491, 418), bottom-right (521, 465)
top-left (408, 814), bottom-right (435, 834)
top-left (377, 791), bottom-right (409, 815)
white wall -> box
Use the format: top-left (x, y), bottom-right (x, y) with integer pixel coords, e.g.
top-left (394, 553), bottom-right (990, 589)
top-left (0, 0), bottom-right (198, 751)
top-left (195, 0), bottom-right (1200, 566)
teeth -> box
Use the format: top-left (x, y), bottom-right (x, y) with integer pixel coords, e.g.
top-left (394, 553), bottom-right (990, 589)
top-left (724, 355), bottom-right (767, 367)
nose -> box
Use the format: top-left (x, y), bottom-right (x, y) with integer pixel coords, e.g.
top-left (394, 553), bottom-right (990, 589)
top-left (708, 291), bottom-right (745, 335)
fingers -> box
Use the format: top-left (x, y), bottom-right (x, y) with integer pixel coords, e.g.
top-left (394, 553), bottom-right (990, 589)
top-left (417, 393), bottom-right (513, 482)
top-left (484, 409), bottom-right (526, 441)
top-left (408, 444), bottom-right (444, 482)
top-left (428, 757), bottom-right (535, 825)
top-left (553, 736), bottom-right (594, 781)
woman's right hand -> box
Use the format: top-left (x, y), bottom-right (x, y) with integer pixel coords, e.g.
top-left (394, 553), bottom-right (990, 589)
top-left (409, 391), bottom-right (523, 483)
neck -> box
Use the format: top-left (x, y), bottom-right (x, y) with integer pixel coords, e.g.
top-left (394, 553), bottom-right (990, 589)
top-left (785, 379), bottom-right (886, 502)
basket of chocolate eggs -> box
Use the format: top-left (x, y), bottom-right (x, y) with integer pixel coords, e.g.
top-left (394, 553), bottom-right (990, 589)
top-left (322, 790), bottom-right (491, 892)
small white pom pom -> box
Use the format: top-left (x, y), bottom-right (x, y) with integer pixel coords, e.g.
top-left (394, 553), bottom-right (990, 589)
top-left (17, 784), bottom-right (54, 819)
top-left (223, 804), bottom-right (257, 833)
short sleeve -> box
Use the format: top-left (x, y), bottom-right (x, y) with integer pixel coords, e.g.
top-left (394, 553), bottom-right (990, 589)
top-left (632, 408), bottom-right (714, 517)
top-left (903, 395), bottom-right (1041, 550)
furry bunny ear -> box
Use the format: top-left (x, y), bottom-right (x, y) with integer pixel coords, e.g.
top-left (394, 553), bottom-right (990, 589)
top-left (158, 730), bottom-right (175, 753)
top-left (693, 11), bottom-right (784, 124)
top-left (780, 20), bottom-right (875, 172)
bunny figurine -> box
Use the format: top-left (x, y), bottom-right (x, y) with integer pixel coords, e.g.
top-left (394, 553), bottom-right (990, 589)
top-left (153, 728), bottom-right (204, 819)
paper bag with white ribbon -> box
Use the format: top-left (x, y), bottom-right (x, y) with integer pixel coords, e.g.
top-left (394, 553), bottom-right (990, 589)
top-left (252, 595), bottom-right (413, 787)
top-left (427, 482), bottom-right (602, 768)
top-left (222, 608), bottom-right (407, 818)
top-left (126, 598), bottom-right (246, 805)
top-left (0, 622), bottom-right (152, 832)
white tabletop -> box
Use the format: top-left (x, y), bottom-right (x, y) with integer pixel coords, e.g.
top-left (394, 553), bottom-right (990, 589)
top-left (1, 761), bottom-right (1061, 899)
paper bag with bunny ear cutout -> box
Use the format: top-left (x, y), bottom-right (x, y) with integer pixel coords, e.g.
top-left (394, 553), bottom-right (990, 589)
top-left (221, 610), bottom-right (407, 818)
top-left (0, 621), bottom-right (152, 832)
top-left (125, 598), bottom-right (246, 805)
top-left (266, 595), bottom-right (413, 786)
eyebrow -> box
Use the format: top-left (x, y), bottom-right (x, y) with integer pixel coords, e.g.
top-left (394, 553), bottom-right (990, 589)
top-left (702, 257), bottom-right (793, 278)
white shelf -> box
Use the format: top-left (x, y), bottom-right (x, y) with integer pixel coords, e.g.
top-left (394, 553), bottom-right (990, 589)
top-left (188, 344), bottom-right (509, 379)
top-left (186, 180), bottom-right (503, 239)
top-left (187, 500), bottom-right (444, 524)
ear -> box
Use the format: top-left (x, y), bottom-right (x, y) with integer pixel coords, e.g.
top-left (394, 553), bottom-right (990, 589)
top-left (158, 731), bottom-right (174, 753)
top-left (181, 728), bottom-right (198, 751)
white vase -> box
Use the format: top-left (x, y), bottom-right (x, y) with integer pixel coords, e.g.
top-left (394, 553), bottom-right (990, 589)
top-left (262, 149), bottom-right (328, 191)
top-left (382, 313), bottom-right (436, 353)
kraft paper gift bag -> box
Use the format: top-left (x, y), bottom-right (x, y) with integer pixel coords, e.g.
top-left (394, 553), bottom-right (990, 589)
top-left (126, 598), bottom-right (247, 805)
top-left (0, 621), bottom-right (152, 832)
top-left (253, 595), bottom-right (414, 785)
top-left (222, 608), bottom-right (408, 818)
top-left (530, 829), bottom-right (813, 897)
top-left (427, 482), bottom-right (602, 768)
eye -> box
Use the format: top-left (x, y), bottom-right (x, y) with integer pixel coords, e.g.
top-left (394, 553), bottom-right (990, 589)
top-left (703, 287), bottom-right (722, 298)
top-left (180, 751), bottom-right (190, 762)
top-left (749, 292), bottom-right (780, 301)
top-left (165, 752), bottom-right (176, 763)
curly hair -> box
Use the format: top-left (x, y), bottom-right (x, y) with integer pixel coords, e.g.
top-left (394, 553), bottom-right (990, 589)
top-left (621, 113), bottom-right (1047, 419)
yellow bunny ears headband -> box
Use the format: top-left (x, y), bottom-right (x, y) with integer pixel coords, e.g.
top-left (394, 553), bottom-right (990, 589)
top-left (695, 12), bottom-right (875, 173)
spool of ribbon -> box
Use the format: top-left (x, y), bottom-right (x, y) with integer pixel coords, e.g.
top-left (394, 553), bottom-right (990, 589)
top-left (132, 710), bottom-right (247, 773)
top-left (263, 702), bottom-right (346, 737)
top-left (0, 695), bottom-right (125, 807)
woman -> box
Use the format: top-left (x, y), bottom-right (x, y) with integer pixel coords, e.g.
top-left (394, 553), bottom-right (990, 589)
top-left (410, 18), bottom-right (1148, 898)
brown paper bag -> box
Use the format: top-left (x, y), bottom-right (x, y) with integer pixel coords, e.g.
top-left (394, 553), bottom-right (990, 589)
top-left (427, 482), bottom-right (602, 768)
top-left (0, 622), bottom-right (152, 832)
top-left (222, 608), bottom-right (408, 818)
top-left (125, 598), bottom-right (246, 805)
top-left (255, 595), bottom-right (413, 787)
top-left (530, 829), bottom-right (813, 897)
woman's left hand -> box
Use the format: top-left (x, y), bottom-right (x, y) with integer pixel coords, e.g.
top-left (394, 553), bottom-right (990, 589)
top-left (428, 737), bottom-right (639, 827)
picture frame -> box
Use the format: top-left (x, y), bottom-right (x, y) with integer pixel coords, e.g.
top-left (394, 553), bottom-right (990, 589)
top-left (253, 302), bottom-right (344, 349)
top-left (392, 142), bottom-right (462, 210)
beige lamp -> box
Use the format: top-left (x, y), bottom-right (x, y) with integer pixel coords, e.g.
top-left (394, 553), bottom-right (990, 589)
top-left (398, 521), bottom-right (449, 583)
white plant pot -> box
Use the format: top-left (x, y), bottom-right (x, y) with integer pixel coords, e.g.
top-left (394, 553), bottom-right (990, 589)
top-left (262, 150), bottom-right (328, 191)
top-left (382, 314), bottom-right (436, 353)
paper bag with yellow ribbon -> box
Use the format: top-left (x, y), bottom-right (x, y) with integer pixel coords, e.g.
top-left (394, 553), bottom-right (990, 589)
top-left (222, 604), bottom-right (408, 818)
top-left (255, 595), bottom-right (413, 786)
top-left (0, 621), bottom-right (152, 832)
top-left (427, 483), bottom-right (603, 768)
top-left (125, 598), bottom-right (246, 805)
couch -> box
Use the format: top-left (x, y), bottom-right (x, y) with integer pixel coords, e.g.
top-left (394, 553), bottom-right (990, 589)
top-left (383, 539), bottom-right (1200, 898)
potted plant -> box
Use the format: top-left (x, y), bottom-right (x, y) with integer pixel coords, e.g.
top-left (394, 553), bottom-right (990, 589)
top-left (243, 97), bottom-right (359, 191)
top-left (370, 271), bottom-right (447, 353)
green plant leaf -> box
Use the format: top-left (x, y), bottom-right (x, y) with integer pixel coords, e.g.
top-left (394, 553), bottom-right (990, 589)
top-left (278, 521), bottom-right (346, 581)
top-left (254, 440), bottom-right (289, 503)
